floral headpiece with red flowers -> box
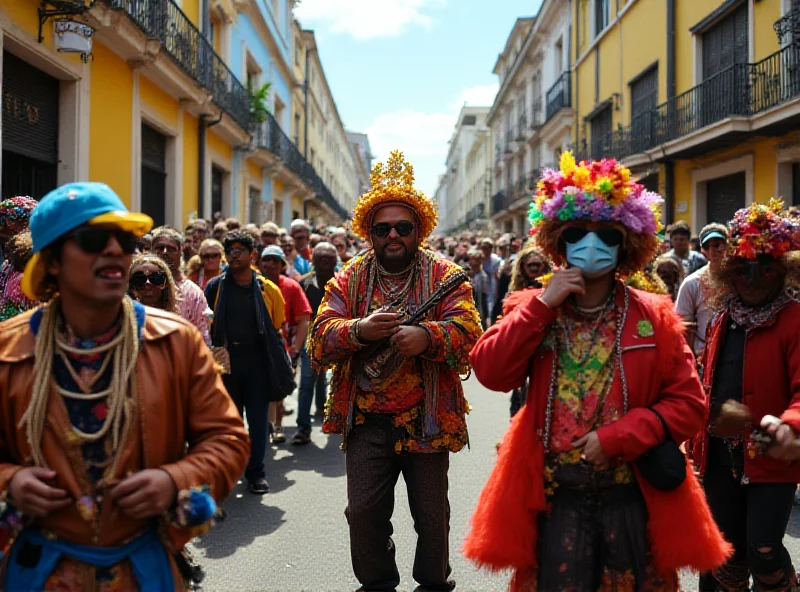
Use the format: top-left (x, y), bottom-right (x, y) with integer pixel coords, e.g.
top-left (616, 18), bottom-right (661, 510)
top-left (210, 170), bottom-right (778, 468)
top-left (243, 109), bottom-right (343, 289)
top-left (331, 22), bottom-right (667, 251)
top-left (728, 198), bottom-right (800, 259)
top-left (528, 152), bottom-right (664, 237)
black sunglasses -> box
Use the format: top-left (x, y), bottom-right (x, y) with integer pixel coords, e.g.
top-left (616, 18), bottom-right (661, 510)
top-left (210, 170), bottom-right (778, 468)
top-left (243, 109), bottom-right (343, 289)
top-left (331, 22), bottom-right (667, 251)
top-left (729, 262), bottom-right (782, 280)
top-left (371, 221), bottom-right (416, 239)
top-left (201, 252), bottom-right (221, 260)
top-left (129, 271), bottom-right (168, 287)
top-left (66, 227), bottom-right (138, 254)
top-left (561, 227), bottom-right (624, 247)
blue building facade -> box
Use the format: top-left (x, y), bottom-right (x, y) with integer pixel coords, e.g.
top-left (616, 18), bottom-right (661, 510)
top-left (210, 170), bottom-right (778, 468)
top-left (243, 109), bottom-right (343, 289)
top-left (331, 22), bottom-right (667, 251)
top-left (228, 0), bottom-right (295, 225)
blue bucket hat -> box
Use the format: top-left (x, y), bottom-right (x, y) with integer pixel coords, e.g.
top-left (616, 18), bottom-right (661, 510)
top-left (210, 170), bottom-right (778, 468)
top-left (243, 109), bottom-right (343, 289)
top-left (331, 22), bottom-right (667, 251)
top-left (261, 244), bottom-right (288, 267)
top-left (22, 182), bottom-right (153, 299)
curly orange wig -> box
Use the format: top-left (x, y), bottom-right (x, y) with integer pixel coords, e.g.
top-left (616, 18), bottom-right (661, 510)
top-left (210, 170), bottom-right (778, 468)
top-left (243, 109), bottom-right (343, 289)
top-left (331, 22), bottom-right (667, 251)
top-left (352, 150), bottom-right (438, 241)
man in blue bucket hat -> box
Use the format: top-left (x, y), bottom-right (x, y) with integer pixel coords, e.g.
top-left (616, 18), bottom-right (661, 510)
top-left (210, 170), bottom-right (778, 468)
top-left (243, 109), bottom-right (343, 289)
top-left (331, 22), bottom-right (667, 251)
top-left (0, 182), bottom-right (249, 590)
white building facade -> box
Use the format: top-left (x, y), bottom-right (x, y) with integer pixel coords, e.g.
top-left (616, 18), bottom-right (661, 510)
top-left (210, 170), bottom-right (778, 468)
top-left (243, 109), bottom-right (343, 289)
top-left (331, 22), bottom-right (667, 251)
top-left (487, 3), bottom-right (573, 236)
top-left (435, 106), bottom-right (491, 234)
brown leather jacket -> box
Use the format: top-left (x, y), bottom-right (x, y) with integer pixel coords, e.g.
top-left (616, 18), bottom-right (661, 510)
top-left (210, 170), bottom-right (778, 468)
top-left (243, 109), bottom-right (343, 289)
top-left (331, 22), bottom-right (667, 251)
top-left (0, 306), bottom-right (249, 553)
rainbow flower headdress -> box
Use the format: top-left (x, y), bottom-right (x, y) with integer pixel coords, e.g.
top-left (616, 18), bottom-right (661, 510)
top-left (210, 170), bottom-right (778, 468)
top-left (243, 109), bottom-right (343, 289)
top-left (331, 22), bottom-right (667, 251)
top-left (728, 198), bottom-right (800, 259)
top-left (352, 150), bottom-right (438, 241)
top-left (529, 152), bottom-right (664, 237)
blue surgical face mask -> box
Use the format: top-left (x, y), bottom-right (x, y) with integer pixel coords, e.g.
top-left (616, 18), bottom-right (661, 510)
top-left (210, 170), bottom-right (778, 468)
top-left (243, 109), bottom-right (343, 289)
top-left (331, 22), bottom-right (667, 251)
top-left (564, 231), bottom-right (620, 278)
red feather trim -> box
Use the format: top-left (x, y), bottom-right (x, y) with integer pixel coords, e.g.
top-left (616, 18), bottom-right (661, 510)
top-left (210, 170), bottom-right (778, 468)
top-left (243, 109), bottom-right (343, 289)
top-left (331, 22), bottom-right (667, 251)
top-left (462, 400), bottom-right (545, 573)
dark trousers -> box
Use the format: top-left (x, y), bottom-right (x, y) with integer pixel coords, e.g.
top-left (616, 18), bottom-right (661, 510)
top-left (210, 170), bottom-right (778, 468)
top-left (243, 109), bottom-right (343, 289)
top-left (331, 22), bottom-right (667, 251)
top-left (700, 440), bottom-right (797, 591)
top-left (223, 346), bottom-right (269, 482)
top-left (345, 416), bottom-right (454, 592)
top-left (536, 462), bottom-right (673, 590)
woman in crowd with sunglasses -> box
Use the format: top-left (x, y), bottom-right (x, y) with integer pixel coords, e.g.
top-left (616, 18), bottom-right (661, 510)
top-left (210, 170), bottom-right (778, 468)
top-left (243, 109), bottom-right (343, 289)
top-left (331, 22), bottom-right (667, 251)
top-left (694, 200), bottom-right (800, 591)
top-left (465, 154), bottom-right (728, 590)
top-left (128, 254), bottom-right (179, 313)
top-left (189, 238), bottom-right (225, 290)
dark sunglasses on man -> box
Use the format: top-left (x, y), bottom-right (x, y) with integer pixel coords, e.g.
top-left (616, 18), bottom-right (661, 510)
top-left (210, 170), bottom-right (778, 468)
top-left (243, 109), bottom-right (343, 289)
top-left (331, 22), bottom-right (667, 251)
top-left (129, 271), bottom-right (168, 287)
top-left (66, 226), bottom-right (138, 254)
top-left (371, 221), bottom-right (415, 239)
top-left (728, 260), bottom-right (783, 281)
top-left (561, 226), bottom-right (625, 247)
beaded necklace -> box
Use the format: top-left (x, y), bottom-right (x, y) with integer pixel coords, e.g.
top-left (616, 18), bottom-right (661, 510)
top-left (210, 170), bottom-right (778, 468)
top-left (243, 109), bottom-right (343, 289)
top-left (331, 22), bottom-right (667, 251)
top-left (542, 286), bottom-right (630, 451)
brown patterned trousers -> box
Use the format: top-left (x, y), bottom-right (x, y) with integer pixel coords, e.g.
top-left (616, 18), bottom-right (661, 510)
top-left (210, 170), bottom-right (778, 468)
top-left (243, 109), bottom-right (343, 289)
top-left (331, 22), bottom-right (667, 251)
top-left (344, 414), bottom-right (455, 592)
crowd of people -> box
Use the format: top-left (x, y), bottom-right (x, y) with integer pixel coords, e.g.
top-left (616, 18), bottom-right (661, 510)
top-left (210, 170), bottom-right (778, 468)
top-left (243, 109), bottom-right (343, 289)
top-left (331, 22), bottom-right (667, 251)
top-left (0, 148), bottom-right (799, 591)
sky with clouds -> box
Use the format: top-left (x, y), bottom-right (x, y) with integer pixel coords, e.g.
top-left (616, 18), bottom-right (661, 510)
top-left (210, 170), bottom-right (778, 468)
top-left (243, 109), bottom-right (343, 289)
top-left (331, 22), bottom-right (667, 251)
top-left (294, 0), bottom-right (544, 197)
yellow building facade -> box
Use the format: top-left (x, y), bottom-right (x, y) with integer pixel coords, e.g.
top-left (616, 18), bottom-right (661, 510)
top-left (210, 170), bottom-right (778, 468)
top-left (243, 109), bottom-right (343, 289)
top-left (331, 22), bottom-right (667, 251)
top-left (1, 0), bottom-right (350, 228)
top-left (572, 0), bottom-right (800, 232)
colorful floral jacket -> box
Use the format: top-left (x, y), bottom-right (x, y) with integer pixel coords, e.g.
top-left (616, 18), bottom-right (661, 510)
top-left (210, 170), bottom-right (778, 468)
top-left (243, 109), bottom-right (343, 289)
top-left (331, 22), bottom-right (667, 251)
top-left (307, 249), bottom-right (482, 452)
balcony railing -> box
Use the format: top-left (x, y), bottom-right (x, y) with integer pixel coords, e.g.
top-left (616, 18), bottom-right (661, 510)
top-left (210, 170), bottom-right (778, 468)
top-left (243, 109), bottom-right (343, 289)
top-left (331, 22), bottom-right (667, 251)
top-left (517, 112), bottom-right (527, 139)
top-left (581, 44), bottom-right (800, 161)
top-left (545, 71), bottom-right (571, 122)
top-left (505, 129), bottom-right (513, 152)
top-left (490, 190), bottom-right (505, 216)
top-left (465, 202), bottom-right (485, 224)
top-left (774, 9), bottom-right (800, 45)
top-left (255, 113), bottom-right (348, 219)
top-left (107, 0), bottom-right (250, 129)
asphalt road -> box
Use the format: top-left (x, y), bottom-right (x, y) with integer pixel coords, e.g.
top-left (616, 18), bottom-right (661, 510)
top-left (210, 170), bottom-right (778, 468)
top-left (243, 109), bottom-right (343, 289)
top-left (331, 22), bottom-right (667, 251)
top-left (192, 377), bottom-right (800, 592)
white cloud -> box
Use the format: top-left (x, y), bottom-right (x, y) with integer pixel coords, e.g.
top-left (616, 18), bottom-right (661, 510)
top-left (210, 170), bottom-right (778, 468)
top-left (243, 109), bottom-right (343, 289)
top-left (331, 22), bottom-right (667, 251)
top-left (365, 83), bottom-right (499, 196)
top-left (294, 0), bottom-right (444, 40)
top-left (452, 83), bottom-right (499, 111)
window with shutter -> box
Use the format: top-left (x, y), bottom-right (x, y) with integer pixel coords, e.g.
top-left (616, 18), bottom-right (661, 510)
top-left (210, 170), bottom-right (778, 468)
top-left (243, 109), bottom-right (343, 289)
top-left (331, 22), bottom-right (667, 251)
top-left (703, 2), bottom-right (748, 79)
top-left (590, 105), bottom-right (613, 158)
top-left (630, 66), bottom-right (658, 153)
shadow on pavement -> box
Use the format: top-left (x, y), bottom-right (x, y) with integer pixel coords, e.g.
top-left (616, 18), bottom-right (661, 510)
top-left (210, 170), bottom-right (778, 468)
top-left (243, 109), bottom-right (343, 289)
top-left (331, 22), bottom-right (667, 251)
top-left (193, 481), bottom-right (287, 559)
top-left (263, 426), bottom-right (346, 494)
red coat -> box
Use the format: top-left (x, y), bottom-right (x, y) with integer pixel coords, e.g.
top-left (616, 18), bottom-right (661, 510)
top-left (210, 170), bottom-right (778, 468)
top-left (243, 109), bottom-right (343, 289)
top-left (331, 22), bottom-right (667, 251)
top-left (463, 285), bottom-right (731, 590)
top-left (693, 301), bottom-right (800, 482)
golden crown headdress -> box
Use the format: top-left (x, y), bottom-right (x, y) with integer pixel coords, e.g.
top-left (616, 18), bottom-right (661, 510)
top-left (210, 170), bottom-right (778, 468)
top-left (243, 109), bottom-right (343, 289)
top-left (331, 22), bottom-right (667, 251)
top-left (352, 150), bottom-right (438, 241)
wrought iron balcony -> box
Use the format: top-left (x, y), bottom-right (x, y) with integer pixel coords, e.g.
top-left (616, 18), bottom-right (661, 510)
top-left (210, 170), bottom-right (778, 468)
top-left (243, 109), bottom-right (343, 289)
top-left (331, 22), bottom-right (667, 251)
top-left (107, 0), bottom-right (250, 129)
top-left (774, 9), bottom-right (800, 45)
top-left (545, 71), bottom-right (571, 122)
top-left (465, 202), bottom-right (485, 224)
top-left (586, 126), bottom-right (633, 162)
top-left (580, 44), bottom-right (800, 161)
top-left (254, 113), bottom-right (348, 219)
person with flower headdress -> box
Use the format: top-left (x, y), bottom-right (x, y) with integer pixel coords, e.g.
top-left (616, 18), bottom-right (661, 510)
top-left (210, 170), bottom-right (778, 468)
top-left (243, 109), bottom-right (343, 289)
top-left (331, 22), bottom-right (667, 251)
top-left (693, 199), bottom-right (800, 592)
top-left (0, 196), bottom-right (37, 261)
top-left (307, 150), bottom-right (482, 592)
top-left (0, 197), bottom-right (40, 323)
top-left (464, 152), bottom-right (730, 591)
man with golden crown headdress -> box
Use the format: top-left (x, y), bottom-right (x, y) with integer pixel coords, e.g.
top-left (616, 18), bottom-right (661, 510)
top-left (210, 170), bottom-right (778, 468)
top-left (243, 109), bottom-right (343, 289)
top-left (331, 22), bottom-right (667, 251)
top-left (307, 151), bottom-right (482, 592)
top-left (463, 153), bottom-right (730, 591)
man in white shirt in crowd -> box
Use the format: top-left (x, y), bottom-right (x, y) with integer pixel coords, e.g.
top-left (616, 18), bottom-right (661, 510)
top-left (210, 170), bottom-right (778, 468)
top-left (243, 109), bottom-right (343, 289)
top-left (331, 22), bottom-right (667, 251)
top-left (675, 223), bottom-right (728, 357)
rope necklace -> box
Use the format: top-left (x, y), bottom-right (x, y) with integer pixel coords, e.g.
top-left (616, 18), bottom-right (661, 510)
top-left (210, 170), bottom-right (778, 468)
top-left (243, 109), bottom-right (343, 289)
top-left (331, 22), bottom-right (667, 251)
top-left (19, 297), bottom-right (140, 467)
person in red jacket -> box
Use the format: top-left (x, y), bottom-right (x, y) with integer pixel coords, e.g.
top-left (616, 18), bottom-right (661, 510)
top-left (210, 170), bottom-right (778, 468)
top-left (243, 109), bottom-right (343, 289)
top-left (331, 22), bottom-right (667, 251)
top-left (694, 199), bottom-right (800, 592)
top-left (464, 153), bottom-right (730, 591)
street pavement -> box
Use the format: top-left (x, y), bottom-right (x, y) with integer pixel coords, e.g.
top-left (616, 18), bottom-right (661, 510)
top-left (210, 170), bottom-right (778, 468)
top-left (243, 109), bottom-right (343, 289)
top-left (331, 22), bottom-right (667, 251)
top-left (192, 376), bottom-right (800, 592)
